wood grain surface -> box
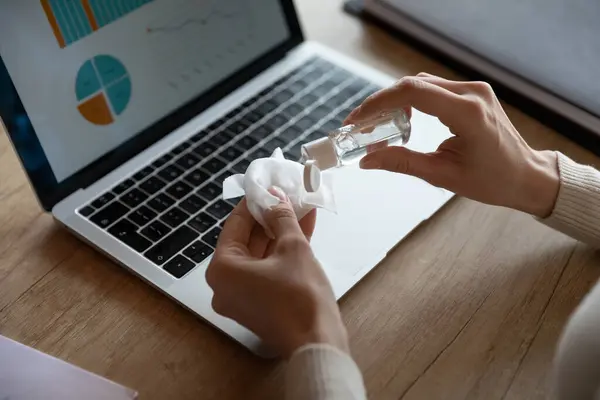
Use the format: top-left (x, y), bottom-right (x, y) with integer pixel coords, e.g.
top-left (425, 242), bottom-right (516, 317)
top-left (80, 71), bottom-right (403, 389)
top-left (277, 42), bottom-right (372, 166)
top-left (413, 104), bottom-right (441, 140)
top-left (1, 1), bottom-right (599, 399)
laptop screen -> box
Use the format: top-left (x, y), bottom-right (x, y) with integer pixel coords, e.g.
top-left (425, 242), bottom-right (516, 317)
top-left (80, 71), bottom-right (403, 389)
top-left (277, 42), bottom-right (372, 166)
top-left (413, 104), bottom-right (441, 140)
top-left (0, 0), bottom-right (297, 208)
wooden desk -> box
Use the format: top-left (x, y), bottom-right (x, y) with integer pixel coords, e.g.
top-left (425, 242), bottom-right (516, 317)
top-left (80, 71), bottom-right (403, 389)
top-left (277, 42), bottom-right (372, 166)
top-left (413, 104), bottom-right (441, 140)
top-left (1, 1), bottom-right (600, 399)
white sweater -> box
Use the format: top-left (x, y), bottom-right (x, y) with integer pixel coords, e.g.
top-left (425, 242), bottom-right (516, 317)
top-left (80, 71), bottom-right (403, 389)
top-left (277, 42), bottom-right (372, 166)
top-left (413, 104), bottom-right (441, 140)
top-left (285, 152), bottom-right (600, 400)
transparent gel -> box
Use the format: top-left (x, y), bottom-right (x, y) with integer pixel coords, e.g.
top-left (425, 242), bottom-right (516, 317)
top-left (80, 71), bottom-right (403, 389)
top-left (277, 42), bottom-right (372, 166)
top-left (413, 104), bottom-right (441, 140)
top-left (299, 110), bottom-right (411, 171)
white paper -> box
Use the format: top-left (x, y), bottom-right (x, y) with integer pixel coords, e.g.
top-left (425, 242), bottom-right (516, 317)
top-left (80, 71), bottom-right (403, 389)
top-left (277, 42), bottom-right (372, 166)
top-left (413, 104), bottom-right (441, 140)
top-left (222, 148), bottom-right (336, 230)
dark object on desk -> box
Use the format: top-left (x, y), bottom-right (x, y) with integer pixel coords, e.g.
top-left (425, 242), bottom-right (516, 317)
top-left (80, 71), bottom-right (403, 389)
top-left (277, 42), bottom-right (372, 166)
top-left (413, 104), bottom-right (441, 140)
top-left (344, 0), bottom-right (600, 156)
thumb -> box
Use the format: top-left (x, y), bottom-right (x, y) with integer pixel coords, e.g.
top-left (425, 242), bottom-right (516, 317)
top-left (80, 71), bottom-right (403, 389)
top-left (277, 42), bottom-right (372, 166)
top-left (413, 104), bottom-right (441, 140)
top-left (263, 187), bottom-right (304, 239)
top-left (359, 146), bottom-right (438, 182)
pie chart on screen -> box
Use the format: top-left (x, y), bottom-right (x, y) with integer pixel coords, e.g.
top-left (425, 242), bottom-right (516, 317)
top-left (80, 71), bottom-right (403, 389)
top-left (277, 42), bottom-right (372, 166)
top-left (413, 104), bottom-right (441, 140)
top-left (75, 55), bottom-right (131, 126)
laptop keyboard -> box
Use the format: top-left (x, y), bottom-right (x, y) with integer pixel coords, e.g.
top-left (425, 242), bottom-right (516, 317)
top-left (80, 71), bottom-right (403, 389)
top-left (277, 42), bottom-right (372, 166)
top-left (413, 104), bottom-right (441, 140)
top-left (78, 56), bottom-right (381, 279)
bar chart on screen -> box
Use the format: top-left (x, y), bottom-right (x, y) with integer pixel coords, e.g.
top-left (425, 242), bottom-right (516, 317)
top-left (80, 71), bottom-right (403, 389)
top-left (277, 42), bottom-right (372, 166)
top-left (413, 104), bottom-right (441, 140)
top-left (144, 0), bottom-right (256, 91)
top-left (40, 0), bottom-right (154, 48)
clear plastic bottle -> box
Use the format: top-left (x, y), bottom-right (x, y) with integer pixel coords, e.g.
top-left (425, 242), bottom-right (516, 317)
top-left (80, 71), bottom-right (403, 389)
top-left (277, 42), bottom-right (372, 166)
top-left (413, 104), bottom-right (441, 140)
top-left (299, 110), bottom-right (411, 192)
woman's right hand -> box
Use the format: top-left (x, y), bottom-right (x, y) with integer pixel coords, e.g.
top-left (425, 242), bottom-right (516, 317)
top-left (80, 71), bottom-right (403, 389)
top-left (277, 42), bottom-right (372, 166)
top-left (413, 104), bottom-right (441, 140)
top-left (345, 73), bottom-right (560, 218)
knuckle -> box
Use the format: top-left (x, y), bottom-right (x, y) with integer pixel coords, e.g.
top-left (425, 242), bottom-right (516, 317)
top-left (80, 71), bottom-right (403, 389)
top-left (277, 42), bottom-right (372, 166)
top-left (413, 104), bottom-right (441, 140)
top-left (395, 76), bottom-right (426, 93)
top-left (461, 96), bottom-right (487, 119)
top-left (278, 235), bottom-right (310, 256)
top-left (268, 204), bottom-right (296, 222)
top-left (469, 81), bottom-right (494, 97)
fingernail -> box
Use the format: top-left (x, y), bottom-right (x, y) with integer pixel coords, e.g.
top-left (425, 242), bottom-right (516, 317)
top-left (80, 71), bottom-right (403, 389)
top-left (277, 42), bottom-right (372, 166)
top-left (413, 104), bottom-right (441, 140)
top-left (269, 186), bottom-right (288, 203)
top-left (360, 158), bottom-right (379, 169)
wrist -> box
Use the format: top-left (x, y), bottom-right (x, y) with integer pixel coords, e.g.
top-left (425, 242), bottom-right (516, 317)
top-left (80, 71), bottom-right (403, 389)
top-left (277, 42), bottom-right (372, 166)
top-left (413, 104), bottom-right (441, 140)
top-left (514, 149), bottom-right (560, 218)
top-left (284, 302), bottom-right (350, 358)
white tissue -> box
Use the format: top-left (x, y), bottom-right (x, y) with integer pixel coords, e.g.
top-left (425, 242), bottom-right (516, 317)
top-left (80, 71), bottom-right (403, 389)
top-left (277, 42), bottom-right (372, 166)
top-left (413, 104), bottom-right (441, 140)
top-left (222, 148), bottom-right (336, 230)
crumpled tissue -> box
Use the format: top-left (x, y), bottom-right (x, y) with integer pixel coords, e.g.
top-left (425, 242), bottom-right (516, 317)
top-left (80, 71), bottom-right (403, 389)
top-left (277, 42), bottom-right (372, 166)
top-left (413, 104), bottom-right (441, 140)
top-left (222, 148), bottom-right (336, 231)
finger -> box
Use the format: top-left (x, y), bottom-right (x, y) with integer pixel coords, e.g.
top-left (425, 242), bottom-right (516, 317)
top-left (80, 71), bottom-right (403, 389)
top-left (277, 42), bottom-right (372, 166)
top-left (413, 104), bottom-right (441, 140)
top-left (247, 224), bottom-right (270, 258)
top-left (360, 146), bottom-right (446, 184)
top-left (367, 141), bottom-right (388, 154)
top-left (264, 187), bottom-right (304, 239)
top-left (218, 199), bottom-right (256, 253)
top-left (299, 209), bottom-right (317, 242)
top-left (346, 77), bottom-right (469, 132)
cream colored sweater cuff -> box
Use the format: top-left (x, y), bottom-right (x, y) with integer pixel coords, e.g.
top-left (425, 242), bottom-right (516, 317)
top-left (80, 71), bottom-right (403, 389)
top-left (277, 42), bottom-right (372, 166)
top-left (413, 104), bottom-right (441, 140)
top-left (285, 344), bottom-right (367, 400)
top-left (540, 152), bottom-right (600, 246)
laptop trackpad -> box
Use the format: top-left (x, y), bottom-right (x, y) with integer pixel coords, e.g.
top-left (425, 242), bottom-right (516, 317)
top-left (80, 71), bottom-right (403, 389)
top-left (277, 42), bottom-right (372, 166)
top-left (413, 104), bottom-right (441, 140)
top-left (311, 165), bottom-right (451, 296)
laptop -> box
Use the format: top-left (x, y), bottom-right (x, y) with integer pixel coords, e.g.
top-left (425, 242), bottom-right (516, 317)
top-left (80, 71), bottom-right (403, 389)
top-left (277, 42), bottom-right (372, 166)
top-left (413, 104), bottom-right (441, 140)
top-left (0, 0), bottom-right (453, 356)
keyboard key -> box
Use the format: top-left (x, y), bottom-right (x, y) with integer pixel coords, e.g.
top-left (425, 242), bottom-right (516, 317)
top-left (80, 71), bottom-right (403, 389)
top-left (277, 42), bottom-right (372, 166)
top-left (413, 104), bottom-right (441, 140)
top-left (152, 153), bottom-right (173, 169)
top-left (219, 146), bottom-right (243, 162)
top-left (201, 157), bottom-right (227, 174)
top-left (306, 131), bottom-right (324, 142)
top-left (108, 219), bottom-right (152, 252)
top-left (90, 201), bottom-right (129, 228)
top-left (133, 166), bottom-right (155, 181)
top-left (245, 111), bottom-right (263, 124)
top-left (210, 131), bottom-right (231, 146)
top-left (160, 207), bottom-right (190, 228)
top-left (193, 142), bottom-right (218, 158)
top-left (207, 200), bottom-right (234, 219)
top-left (164, 255), bottom-right (196, 279)
top-left (121, 188), bottom-right (148, 208)
top-left (166, 181), bottom-right (193, 200)
top-left (172, 143), bottom-right (188, 154)
top-left (144, 225), bottom-right (199, 266)
top-left (180, 194), bottom-right (207, 215)
top-left (265, 114), bottom-right (288, 130)
top-left (288, 143), bottom-right (303, 160)
top-left (148, 193), bottom-right (175, 213)
top-left (282, 103), bottom-right (304, 118)
top-left (190, 130), bottom-right (208, 143)
top-left (183, 168), bottom-right (210, 186)
top-left (279, 126), bottom-right (302, 142)
top-left (183, 241), bottom-right (214, 263)
top-left (272, 90), bottom-right (294, 105)
top-left (247, 126), bottom-right (271, 141)
top-left (296, 94), bottom-right (319, 108)
top-left (213, 170), bottom-right (233, 187)
top-left (321, 119), bottom-right (339, 133)
top-left (112, 179), bottom-right (135, 195)
top-left (129, 205), bottom-right (157, 227)
top-left (233, 159), bottom-right (251, 174)
top-left (202, 227), bottom-right (223, 248)
top-left (91, 193), bottom-right (115, 209)
top-left (309, 106), bottom-right (332, 121)
top-left (295, 117), bottom-right (316, 132)
top-left (139, 176), bottom-right (166, 195)
top-left (175, 153), bottom-right (201, 170)
top-left (250, 148), bottom-right (271, 160)
top-left (141, 220), bottom-right (172, 242)
top-left (256, 101), bottom-right (278, 115)
top-left (197, 182), bottom-right (221, 201)
top-left (226, 196), bottom-right (243, 206)
top-left (227, 121), bottom-right (250, 136)
top-left (188, 212), bottom-right (217, 234)
top-left (158, 164), bottom-right (185, 182)
top-left (79, 206), bottom-right (95, 217)
top-left (263, 137), bottom-right (288, 153)
top-left (235, 135), bottom-right (259, 150)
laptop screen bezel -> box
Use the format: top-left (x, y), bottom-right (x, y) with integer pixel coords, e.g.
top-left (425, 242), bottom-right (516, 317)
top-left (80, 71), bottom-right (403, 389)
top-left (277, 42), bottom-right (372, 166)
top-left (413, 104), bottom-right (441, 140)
top-left (0, 0), bottom-right (303, 211)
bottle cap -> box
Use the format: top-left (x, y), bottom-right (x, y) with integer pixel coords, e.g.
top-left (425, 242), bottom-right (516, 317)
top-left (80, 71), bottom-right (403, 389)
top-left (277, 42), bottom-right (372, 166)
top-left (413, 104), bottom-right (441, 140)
top-left (303, 160), bottom-right (322, 192)
top-left (300, 137), bottom-right (338, 171)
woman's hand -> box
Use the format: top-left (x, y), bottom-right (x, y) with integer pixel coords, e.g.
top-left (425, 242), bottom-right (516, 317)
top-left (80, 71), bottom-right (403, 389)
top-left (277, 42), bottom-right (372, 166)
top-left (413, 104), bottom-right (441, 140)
top-left (206, 189), bottom-right (348, 358)
top-left (346, 73), bottom-right (560, 218)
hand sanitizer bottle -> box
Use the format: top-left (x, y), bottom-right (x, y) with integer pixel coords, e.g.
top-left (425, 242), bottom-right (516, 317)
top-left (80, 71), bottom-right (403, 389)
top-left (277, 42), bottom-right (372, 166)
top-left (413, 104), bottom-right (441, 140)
top-left (300, 110), bottom-right (411, 192)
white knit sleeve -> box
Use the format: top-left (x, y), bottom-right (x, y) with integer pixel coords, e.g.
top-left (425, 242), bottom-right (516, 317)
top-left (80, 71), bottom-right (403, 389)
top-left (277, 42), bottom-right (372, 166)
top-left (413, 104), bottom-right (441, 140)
top-left (285, 344), bottom-right (366, 400)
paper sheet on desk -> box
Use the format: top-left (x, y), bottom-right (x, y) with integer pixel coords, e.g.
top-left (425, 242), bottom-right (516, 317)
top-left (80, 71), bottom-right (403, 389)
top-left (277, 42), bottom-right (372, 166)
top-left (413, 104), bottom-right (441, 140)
top-left (222, 148), bottom-right (337, 231)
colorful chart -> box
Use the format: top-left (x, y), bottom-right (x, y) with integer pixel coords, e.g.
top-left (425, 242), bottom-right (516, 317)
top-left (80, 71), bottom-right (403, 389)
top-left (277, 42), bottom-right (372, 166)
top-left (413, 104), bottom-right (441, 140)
top-left (41, 0), bottom-right (154, 48)
top-left (76, 55), bottom-right (131, 126)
